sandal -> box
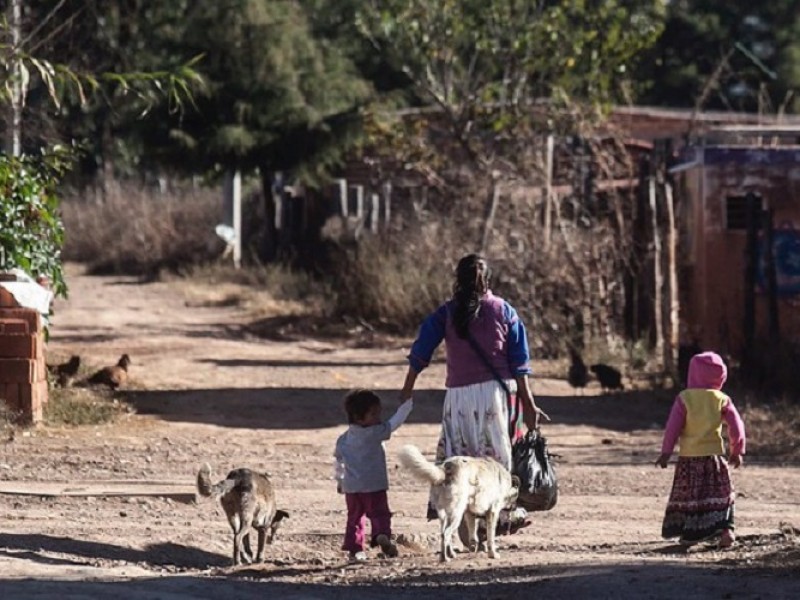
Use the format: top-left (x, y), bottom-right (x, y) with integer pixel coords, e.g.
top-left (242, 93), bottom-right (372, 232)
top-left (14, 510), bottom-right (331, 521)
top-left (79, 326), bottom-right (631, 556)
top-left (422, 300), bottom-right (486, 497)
top-left (718, 530), bottom-right (735, 549)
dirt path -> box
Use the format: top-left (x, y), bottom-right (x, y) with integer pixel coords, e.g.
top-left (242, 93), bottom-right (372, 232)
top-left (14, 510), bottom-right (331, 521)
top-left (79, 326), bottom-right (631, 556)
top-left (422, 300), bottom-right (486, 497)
top-left (1, 265), bottom-right (798, 599)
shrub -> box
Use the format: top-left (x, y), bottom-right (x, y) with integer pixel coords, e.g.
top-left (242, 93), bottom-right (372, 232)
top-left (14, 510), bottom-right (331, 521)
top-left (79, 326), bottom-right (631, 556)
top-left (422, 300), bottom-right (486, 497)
top-left (60, 182), bottom-right (222, 276)
top-left (329, 229), bottom-right (454, 332)
top-left (0, 151), bottom-right (71, 296)
top-left (44, 387), bottom-right (132, 427)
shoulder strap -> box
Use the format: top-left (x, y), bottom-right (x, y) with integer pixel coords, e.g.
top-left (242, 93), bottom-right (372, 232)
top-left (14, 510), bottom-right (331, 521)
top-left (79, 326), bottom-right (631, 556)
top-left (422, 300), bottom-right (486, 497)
top-left (465, 333), bottom-right (518, 439)
top-left (465, 333), bottom-right (511, 397)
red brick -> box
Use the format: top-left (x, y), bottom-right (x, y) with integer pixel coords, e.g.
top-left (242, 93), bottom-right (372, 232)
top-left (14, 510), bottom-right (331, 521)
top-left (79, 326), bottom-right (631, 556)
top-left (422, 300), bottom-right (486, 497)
top-left (0, 334), bottom-right (41, 359)
top-left (0, 383), bottom-right (20, 411)
top-left (0, 288), bottom-right (19, 308)
top-left (0, 319), bottom-right (29, 334)
top-left (0, 358), bottom-right (37, 382)
top-left (33, 357), bottom-right (47, 382)
top-left (19, 380), bottom-right (47, 423)
top-left (0, 308), bottom-right (41, 333)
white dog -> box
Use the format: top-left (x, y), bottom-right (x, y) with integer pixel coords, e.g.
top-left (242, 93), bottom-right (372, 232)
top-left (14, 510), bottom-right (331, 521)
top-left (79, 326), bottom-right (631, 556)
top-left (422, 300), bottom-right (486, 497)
top-left (398, 445), bottom-right (519, 562)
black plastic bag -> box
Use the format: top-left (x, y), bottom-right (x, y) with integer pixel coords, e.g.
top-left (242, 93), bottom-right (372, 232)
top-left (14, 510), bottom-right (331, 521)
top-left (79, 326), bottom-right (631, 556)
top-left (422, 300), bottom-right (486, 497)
top-left (512, 429), bottom-right (558, 512)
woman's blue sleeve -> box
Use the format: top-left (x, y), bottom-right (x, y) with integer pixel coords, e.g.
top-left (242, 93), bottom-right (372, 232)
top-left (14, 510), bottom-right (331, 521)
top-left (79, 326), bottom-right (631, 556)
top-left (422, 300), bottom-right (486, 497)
top-left (504, 302), bottom-right (533, 376)
top-left (407, 304), bottom-right (447, 372)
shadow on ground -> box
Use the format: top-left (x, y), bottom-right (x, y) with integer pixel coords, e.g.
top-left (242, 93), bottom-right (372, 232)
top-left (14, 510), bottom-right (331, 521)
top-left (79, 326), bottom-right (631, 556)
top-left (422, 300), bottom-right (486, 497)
top-left (121, 386), bottom-right (672, 433)
top-left (0, 533), bottom-right (227, 569)
top-left (1, 558), bottom-right (797, 599)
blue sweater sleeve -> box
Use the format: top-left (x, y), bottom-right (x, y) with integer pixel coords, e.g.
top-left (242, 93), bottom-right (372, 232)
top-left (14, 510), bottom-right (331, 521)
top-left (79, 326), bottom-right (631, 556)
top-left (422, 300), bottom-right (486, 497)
top-left (407, 304), bottom-right (447, 372)
top-left (504, 302), bottom-right (533, 376)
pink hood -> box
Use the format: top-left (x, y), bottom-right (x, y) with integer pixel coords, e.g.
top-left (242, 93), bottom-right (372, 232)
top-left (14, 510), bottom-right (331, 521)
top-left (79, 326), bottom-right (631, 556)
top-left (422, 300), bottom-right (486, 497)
top-left (687, 351), bottom-right (727, 390)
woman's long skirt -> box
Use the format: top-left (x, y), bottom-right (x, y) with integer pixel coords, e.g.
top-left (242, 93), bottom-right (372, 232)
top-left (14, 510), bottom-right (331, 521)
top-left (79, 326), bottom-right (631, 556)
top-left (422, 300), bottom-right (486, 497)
top-left (434, 379), bottom-right (522, 471)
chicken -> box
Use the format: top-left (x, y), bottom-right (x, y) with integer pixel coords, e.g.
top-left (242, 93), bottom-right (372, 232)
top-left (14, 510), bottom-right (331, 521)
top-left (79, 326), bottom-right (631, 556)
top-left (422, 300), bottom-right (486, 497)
top-left (590, 363), bottom-right (624, 393)
top-left (567, 348), bottom-right (589, 394)
top-left (47, 355), bottom-right (81, 388)
top-left (87, 354), bottom-right (131, 390)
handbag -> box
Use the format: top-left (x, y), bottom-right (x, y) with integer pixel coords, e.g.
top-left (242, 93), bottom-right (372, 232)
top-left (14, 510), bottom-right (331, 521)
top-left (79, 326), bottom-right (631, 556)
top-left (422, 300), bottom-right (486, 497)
top-left (511, 429), bottom-right (558, 511)
top-left (465, 333), bottom-right (558, 512)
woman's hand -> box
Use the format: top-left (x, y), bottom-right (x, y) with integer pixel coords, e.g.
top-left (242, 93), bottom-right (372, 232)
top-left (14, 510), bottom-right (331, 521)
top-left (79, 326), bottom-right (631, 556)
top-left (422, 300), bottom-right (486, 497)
top-left (523, 405), bottom-right (550, 430)
top-left (655, 454), bottom-right (670, 468)
top-left (516, 375), bottom-right (549, 430)
top-left (728, 454), bottom-right (743, 468)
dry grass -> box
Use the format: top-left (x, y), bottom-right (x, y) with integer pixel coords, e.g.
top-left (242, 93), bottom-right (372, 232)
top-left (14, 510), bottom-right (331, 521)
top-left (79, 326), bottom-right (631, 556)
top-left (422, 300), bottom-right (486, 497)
top-left (329, 232), bottom-right (453, 333)
top-left (44, 386), bottom-right (133, 427)
top-left (60, 182), bottom-right (222, 276)
top-left (176, 262), bottom-right (324, 308)
top-left (740, 400), bottom-right (800, 461)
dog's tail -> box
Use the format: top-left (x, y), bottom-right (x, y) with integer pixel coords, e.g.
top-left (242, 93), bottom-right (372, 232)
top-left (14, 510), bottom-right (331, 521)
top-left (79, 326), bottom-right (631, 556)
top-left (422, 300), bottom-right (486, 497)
top-left (398, 445), bottom-right (446, 485)
top-left (196, 463), bottom-right (236, 500)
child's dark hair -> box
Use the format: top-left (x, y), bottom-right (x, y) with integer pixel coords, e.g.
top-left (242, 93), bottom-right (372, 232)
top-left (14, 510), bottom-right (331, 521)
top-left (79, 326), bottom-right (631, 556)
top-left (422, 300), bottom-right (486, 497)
top-left (452, 254), bottom-right (491, 339)
top-left (344, 389), bottom-right (381, 424)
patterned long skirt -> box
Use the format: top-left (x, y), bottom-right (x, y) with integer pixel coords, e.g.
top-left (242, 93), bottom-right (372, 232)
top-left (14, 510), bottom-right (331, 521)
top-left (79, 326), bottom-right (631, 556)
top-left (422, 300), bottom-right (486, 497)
top-left (434, 379), bottom-right (523, 471)
top-left (662, 456), bottom-right (735, 543)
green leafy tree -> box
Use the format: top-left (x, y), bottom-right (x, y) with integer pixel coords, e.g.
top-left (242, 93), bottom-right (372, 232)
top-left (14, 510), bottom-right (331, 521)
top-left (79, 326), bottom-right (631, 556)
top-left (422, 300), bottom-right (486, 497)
top-left (635, 0), bottom-right (800, 112)
top-left (355, 0), bottom-right (663, 230)
top-left (13, 1), bottom-right (203, 183)
top-left (133, 0), bottom-right (373, 258)
top-left (0, 3), bottom-right (200, 297)
top-left (139, 0), bottom-right (371, 175)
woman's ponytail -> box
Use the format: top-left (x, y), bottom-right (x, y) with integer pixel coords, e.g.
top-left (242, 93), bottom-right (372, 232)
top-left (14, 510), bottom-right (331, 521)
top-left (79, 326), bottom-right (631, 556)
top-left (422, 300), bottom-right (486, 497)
top-left (452, 254), bottom-right (490, 338)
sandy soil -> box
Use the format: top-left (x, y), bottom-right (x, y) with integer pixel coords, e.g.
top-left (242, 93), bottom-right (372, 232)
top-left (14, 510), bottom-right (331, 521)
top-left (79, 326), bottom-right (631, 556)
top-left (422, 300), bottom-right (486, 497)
top-left (1, 265), bottom-right (798, 599)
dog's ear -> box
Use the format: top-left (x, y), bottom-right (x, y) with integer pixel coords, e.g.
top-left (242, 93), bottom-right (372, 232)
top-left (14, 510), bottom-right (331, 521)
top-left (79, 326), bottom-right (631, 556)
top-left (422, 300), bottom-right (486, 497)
top-left (274, 509), bottom-right (290, 523)
top-left (511, 475), bottom-right (521, 489)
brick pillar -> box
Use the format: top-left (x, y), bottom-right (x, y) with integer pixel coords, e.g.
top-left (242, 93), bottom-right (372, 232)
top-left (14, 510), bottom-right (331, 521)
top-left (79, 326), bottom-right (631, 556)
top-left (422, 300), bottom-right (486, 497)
top-left (0, 288), bottom-right (48, 424)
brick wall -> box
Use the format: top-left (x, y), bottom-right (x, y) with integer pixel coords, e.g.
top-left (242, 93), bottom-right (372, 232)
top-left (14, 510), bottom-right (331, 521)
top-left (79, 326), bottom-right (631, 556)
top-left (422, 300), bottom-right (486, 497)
top-left (0, 288), bottom-right (48, 423)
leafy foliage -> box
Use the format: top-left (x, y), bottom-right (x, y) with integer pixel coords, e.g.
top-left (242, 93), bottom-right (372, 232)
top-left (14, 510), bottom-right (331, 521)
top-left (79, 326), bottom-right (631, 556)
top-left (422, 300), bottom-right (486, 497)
top-left (0, 149), bottom-right (72, 297)
top-left (136, 0), bottom-right (373, 183)
top-left (635, 0), bottom-right (800, 112)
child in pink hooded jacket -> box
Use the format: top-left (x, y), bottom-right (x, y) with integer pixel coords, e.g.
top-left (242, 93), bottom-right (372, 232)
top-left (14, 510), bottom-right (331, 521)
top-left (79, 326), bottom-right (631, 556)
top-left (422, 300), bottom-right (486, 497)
top-left (656, 351), bottom-right (745, 548)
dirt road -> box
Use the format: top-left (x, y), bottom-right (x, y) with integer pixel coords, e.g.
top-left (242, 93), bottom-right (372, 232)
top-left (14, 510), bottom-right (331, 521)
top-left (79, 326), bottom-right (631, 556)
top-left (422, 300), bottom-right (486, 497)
top-left (1, 266), bottom-right (798, 599)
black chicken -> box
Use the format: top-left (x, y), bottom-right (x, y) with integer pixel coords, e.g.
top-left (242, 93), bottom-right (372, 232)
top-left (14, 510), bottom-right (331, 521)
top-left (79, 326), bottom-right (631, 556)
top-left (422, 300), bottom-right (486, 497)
top-left (567, 348), bottom-right (589, 394)
top-left (47, 355), bottom-right (81, 388)
top-left (590, 363), bottom-right (624, 393)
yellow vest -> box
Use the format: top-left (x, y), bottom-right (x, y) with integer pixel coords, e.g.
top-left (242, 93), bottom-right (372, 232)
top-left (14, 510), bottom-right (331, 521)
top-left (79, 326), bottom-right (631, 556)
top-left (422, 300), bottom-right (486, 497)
top-left (678, 389), bottom-right (727, 457)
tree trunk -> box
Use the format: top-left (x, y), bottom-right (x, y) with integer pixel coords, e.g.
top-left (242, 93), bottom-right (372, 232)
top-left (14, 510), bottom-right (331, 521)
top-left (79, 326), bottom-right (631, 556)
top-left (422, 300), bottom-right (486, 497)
top-left (480, 173), bottom-right (501, 254)
top-left (259, 170), bottom-right (279, 262)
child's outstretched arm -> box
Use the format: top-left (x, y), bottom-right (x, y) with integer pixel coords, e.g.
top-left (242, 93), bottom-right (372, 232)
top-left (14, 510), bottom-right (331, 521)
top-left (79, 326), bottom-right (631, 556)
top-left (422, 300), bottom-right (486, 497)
top-left (723, 398), bottom-right (746, 467)
top-left (656, 396), bottom-right (686, 468)
top-left (388, 397), bottom-right (414, 432)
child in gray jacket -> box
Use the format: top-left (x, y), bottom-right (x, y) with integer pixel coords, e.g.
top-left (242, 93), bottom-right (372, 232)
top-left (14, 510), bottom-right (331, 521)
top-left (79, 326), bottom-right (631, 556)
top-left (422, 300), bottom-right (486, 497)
top-left (334, 389), bottom-right (413, 562)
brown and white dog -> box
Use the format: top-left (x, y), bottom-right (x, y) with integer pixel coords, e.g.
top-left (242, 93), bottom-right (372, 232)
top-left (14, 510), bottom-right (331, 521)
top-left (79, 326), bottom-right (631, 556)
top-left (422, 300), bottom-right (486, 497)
top-left (196, 464), bottom-right (289, 566)
top-left (398, 445), bottom-right (519, 562)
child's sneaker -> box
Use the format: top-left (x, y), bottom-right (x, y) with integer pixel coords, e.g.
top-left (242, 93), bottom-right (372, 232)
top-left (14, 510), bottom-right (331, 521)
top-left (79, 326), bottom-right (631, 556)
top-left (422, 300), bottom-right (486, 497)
top-left (349, 551), bottom-right (368, 563)
top-left (375, 534), bottom-right (398, 558)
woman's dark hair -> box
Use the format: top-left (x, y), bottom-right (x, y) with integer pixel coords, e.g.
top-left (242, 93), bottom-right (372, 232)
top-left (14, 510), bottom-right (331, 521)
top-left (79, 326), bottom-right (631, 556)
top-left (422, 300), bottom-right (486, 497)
top-left (344, 389), bottom-right (381, 424)
top-left (452, 254), bottom-right (491, 339)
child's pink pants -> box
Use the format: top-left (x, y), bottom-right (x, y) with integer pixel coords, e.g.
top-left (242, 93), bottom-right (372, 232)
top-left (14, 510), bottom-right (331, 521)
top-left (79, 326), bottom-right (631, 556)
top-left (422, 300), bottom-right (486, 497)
top-left (342, 490), bottom-right (391, 552)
